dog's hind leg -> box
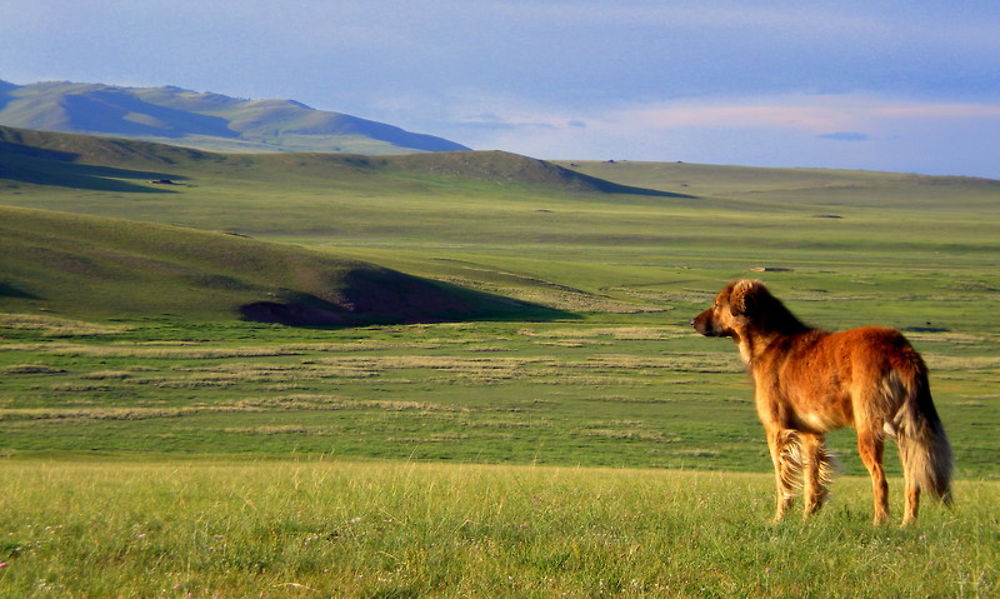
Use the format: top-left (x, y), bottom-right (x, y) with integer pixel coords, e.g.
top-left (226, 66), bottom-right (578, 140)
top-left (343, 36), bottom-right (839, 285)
top-left (903, 475), bottom-right (921, 525)
top-left (801, 433), bottom-right (834, 519)
top-left (857, 430), bottom-right (889, 524)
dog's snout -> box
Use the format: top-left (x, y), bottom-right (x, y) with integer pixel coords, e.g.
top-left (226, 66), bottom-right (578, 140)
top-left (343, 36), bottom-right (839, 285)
top-left (691, 309), bottom-right (723, 337)
top-left (691, 312), bottom-right (707, 335)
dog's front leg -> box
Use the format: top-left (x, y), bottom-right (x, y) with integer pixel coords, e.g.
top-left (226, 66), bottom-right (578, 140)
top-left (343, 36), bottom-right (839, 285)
top-left (765, 426), bottom-right (798, 523)
top-left (756, 384), bottom-right (799, 524)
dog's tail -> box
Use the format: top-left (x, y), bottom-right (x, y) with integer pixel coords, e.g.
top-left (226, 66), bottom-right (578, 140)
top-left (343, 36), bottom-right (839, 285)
top-left (889, 362), bottom-right (953, 505)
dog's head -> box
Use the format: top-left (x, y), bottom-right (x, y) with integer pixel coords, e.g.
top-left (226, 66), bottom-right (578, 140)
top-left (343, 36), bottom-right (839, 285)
top-left (691, 279), bottom-right (770, 338)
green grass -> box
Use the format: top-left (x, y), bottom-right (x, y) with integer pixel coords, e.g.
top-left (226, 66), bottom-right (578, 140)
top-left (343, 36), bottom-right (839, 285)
top-left (0, 460), bottom-right (995, 598)
top-left (0, 316), bottom-right (996, 479)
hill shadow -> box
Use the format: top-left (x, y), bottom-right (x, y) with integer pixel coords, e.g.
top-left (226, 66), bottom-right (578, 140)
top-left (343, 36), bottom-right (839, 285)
top-left (240, 272), bottom-right (578, 328)
top-left (1, 141), bottom-right (186, 192)
top-left (581, 175), bottom-right (696, 198)
top-left (61, 91), bottom-right (236, 139)
top-left (555, 162), bottom-right (695, 198)
top-left (0, 281), bottom-right (39, 299)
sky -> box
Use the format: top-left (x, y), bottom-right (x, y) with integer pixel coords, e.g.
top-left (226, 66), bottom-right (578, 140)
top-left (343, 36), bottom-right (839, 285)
top-left (2, 0), bottom-right (999, 178)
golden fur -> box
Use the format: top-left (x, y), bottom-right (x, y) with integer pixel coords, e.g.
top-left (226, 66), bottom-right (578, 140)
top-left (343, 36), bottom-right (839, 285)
top-left (692, 280), bottom-right (952, 524)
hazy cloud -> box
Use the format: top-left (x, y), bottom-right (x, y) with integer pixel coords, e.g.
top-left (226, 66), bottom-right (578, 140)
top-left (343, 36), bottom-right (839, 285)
top-left (451, 93), bottom-right (1000, 176)
top-left (819, 132), bottom-right (871, 142)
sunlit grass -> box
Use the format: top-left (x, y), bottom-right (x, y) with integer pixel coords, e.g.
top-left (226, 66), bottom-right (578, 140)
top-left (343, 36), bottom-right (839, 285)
top-left (0, 459), bottom-right (994, 597)
top-left (0, 313), bottom-right (132, 336)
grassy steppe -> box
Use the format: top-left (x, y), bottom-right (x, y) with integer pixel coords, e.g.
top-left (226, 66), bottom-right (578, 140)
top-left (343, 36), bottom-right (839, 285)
top-left (1, 460), bottom-right (996, 598)
top-left (1, 315), bottom-right (997, 479)
top-left (1, 130), bottom-right (996, 474)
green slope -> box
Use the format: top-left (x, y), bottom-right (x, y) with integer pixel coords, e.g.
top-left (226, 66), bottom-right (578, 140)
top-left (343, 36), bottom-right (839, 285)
top-left (0, 204), bottom-right (563, 323)
top-left (0, 125), bottom-right (671, 196)
top-left (555, 159), bottom-right (1000, 212)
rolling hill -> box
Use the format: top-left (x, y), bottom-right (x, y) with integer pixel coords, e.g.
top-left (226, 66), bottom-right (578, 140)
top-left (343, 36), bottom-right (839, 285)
top-left (0, 204), bottom-right (563, 324)
top-left (0, 80), bottom-right (470, 154)
top-left (0, 124), bottom-right (675, 197)
top-left (0, 126), bottom-right (680, 320)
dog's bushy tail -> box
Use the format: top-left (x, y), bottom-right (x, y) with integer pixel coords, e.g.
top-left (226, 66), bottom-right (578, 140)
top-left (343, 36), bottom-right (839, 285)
top-left (892, 366), bottom-right (953, 505)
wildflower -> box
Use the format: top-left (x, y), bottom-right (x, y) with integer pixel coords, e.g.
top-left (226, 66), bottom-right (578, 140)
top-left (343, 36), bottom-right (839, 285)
top-left (0, 562), bottom-right (7, 569)
top-left (764, 567), bottom-right (773, 574)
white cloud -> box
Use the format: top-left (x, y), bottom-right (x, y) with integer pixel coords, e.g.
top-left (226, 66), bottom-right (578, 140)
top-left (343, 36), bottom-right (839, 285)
top-left (448, 93), bottom-right (1000, 177)
top-left (593, 94), bottom-right (1000, 136)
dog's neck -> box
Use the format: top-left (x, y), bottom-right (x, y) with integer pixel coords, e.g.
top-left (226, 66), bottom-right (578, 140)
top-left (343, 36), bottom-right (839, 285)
top-left (734, 329), bottom-right (785, 366)
top-left (733, 333), bottom-right (752, 365)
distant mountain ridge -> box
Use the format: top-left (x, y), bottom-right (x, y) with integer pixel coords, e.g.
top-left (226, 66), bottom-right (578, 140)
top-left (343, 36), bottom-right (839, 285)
top-left (0, 80), bottom-right (470, 154)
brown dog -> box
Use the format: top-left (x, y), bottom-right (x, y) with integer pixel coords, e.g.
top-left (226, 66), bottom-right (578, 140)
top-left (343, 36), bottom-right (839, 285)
top-left (692, 280), bottom-right (952, 524)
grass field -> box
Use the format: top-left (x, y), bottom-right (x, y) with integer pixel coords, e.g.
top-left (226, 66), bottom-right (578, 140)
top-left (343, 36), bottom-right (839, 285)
top-left (1, 460), bottom-right (996, 598)
top-left (1, 315), bottom-right (998, 480)
top-left (1, 130), bottom-right (998, 595)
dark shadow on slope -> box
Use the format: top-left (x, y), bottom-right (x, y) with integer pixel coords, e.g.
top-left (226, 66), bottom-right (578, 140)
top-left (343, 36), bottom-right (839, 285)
top-left (0, 142), bottom-right (186, 192)
top-left (574, 172), bottom-right (696, 198)
top-left (0, 141), bottom-right (78, 162)
top-left (547, 161), bottom-right (696, 198)
top-left (0, 281), bottom-right (39, 299)
top-left (240, 269), bottom-right (578, 327)
top-left (60, 91), bottom-right (237, 139)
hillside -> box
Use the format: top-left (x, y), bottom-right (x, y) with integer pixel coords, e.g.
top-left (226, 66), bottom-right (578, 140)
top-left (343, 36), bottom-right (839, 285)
top-left (0, 125), bottom-right (673, 197)
top-left (555, 159), bottom-right (1000, 211)
top-left (0, 204), bottom-right (561, 324)
top-left (0, 80), bottom-right (470, 154)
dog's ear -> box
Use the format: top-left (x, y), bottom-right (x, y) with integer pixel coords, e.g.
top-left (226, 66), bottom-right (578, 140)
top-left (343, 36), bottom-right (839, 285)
top-left (730, 279), bottom-right (767, 315)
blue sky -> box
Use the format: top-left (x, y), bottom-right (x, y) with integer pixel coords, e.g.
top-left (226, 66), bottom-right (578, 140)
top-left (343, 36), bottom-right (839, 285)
top-left (2, 0), bottom-right (998, 177)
